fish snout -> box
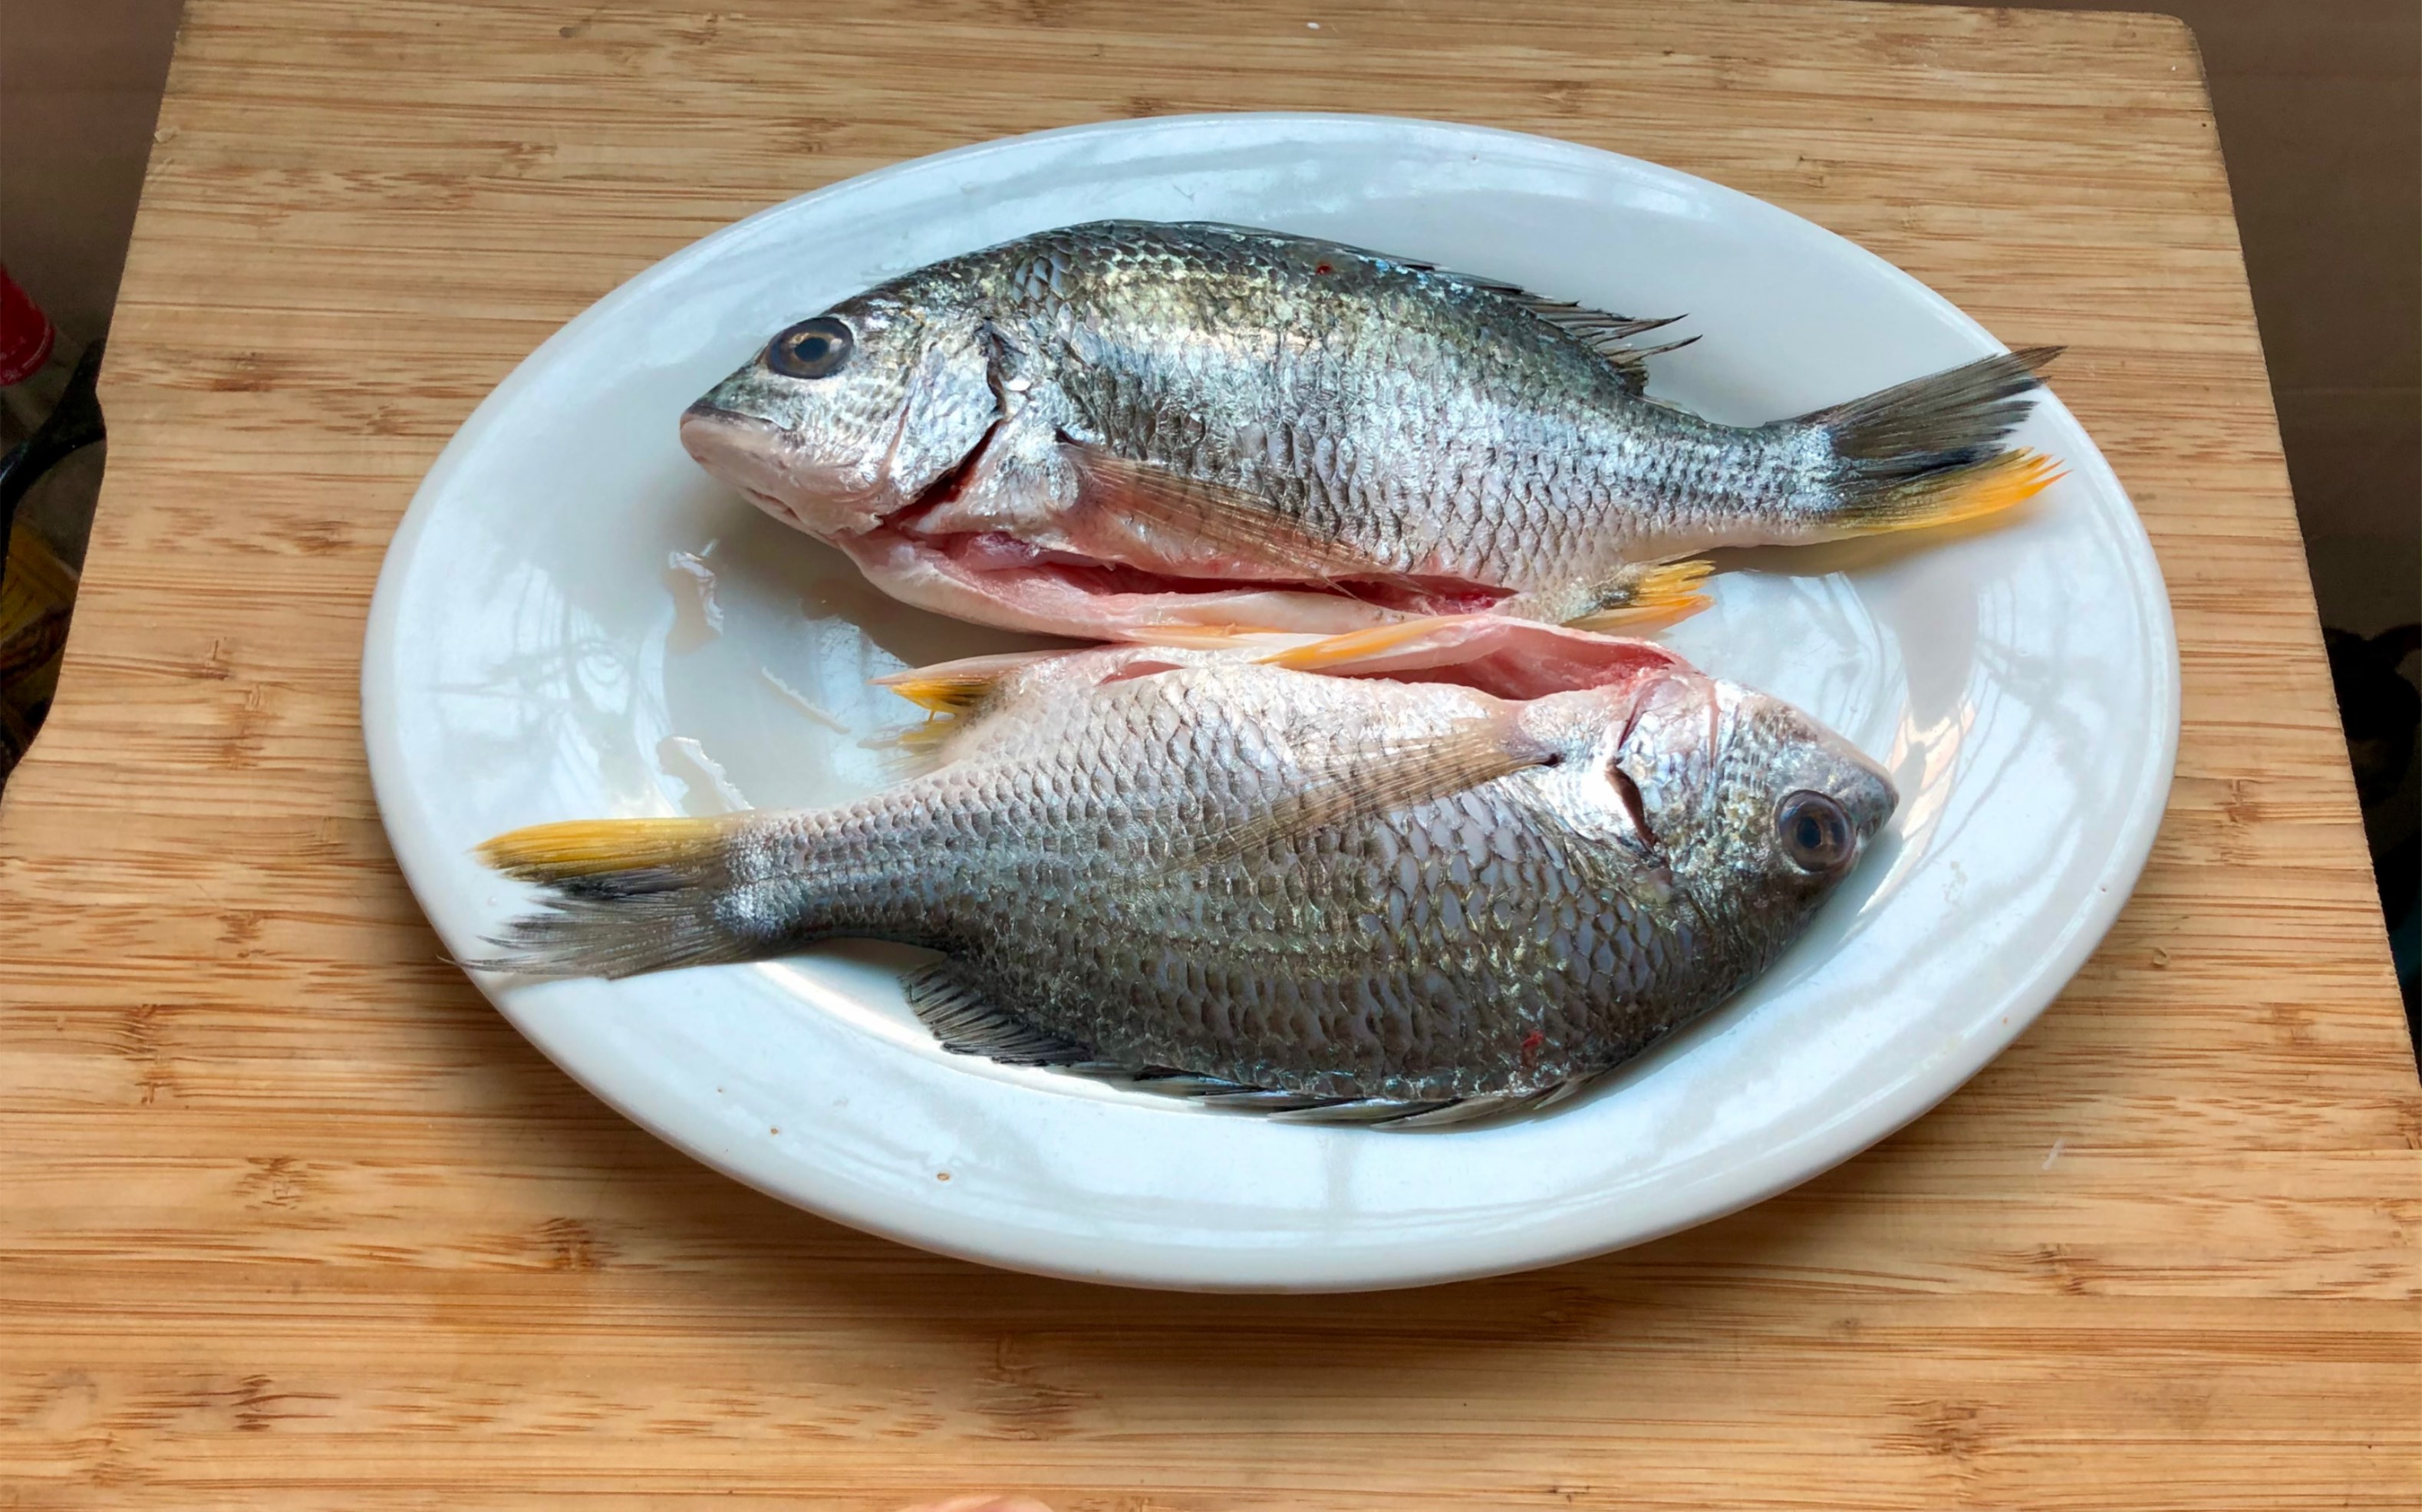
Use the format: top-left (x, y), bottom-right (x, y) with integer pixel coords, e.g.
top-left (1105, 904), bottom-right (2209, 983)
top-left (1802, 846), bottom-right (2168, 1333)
top-left (678, 401), bottom-right (880, 538)
top-left (1835, 753), bottom-right (1899, 844)
top-left (678, 397), bottom-right (765, 477)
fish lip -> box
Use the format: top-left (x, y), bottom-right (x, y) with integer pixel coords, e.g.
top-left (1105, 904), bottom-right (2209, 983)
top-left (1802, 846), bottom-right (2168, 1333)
top-left (677, 399), bottom-right (754, 471)
top-left (678, 404), bottom-right (884, 539)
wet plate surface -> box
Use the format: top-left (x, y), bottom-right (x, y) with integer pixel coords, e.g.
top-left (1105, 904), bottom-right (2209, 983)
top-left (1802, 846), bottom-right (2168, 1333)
top-left (363, 114), bottom-right (2177, 1291)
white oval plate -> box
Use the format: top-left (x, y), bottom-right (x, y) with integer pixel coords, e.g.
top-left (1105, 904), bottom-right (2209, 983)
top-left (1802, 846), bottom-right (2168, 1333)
top-left (364, 114), bottom-right (2177, 1292)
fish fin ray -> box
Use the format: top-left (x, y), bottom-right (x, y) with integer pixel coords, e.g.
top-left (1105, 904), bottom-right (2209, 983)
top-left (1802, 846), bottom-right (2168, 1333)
top-left (1376, 1082), bottom-right (1592, 1127)
top-left (1801, 345), bottom-right (2061, 466)
top-left (903, 960), bottom-right (1097, 1067)
top-left (1559, 558), bottom-right (1717, 630)
top-left (865, 649), bottom-right (1078, 773)
top-left (1195, 1089), bottom-right (1366, 1113)
top-left (477, 816), bottom-right (736, 885)
top-left (466, 815), bottom-right (763, 980)
top-left (463, 891), bottom-right (760, 980)
top-left (1272, 1097), bottom-right (1456, 1125)
top-left (1127, 624), bottom-right (1320, 651)
top-left (1253, 615), bottom-right (1475, 672)
top-left (1792, 347), bottom-right (2063, 537)
top-left (1821, 447), bottom-right (2064, 538)
top-left (1514, 298), bottom-right (1693, 388)
top-left (1061, 1046), bottom-right (1593, 1128)
top-left (874, 648), bottom-right (1063, 716)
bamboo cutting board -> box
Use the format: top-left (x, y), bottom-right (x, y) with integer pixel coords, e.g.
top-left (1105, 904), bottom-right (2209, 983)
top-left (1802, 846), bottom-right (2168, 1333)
top-left (2, 1), bottom-right (2416, 1507)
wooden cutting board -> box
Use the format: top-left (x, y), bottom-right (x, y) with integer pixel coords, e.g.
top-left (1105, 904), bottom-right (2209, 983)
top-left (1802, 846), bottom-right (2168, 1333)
top-left (2, 1), bottom-right (2414, 1507)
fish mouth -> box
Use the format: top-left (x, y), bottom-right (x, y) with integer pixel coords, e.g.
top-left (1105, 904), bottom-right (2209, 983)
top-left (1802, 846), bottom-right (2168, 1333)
top-left (740, 485), bottom-right (807, 529)
top-left (680, 402), bottom-right (894, 536)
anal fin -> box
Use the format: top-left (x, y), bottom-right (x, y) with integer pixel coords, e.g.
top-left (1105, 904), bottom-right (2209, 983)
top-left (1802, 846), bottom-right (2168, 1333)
top-left (901, 960), bottom-right (1096, 1067)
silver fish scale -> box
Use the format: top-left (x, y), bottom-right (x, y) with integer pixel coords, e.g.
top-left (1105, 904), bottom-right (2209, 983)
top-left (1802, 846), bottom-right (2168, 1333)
top-left (956, 221), bottom-right (1802, 585)
top-left (746, 665), bottom-right (1752, 1102)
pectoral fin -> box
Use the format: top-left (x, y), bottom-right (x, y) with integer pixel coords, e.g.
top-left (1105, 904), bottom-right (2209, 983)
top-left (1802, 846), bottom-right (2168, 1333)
top-left (1061, 443), bottom-right (1415, 586)
top-left (1256, 614), bottom-right (1686, 700)
top-left (1173, 713), bottom-right (1556, 871)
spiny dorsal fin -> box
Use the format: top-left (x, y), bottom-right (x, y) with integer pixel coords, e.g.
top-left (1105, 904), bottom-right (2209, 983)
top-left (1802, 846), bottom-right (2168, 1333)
top-left (895, 950), bottom-right (1598, 1130)
top-left (1513, 298), bottom-right (1699, 389)
top-left (1144, 221), bottom-right (1694, 387)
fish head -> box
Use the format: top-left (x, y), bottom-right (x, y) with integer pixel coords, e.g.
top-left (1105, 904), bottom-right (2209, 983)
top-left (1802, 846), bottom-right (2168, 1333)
top-left (680, 274), bottom-right (997, 539)
top-left (1598, 670), bottom-right (1896, 963)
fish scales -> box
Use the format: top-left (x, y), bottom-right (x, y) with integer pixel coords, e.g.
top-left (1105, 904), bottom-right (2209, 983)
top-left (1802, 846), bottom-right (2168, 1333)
top-left (681, 220), bottom-right (2058, 639)
top-left (479, 629), bottom-right (1896, 1113)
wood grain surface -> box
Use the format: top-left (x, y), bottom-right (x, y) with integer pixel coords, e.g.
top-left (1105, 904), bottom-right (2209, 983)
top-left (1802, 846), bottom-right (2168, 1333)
top-left (2, 1), bottom-right (2416, 1507)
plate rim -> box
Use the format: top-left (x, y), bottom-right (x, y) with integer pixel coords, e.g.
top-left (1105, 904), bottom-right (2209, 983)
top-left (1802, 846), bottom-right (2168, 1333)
top-left (362, 110), bottom-right (2182, 1291)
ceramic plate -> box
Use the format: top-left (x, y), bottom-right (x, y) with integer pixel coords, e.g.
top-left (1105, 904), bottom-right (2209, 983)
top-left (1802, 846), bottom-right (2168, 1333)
top-left (364, 114), bottom-right (2177, 1292)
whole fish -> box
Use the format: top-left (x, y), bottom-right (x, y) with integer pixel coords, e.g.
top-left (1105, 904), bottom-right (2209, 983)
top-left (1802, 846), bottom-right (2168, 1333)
top-left (475, 618), bottom-right (1896, 1123)
top-left (680, 219), bottom-right (2058, 640)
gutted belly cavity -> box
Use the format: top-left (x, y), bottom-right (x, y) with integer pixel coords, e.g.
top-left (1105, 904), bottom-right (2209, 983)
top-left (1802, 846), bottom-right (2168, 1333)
top-left (827, 428), bottom-right (1514, 632)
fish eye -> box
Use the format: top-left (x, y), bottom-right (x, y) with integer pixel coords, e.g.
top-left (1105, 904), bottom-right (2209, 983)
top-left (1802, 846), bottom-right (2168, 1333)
top-left (1775, 790), bottom-right (1854, 873)
top-left (766, 316), bottom-right (852, 379)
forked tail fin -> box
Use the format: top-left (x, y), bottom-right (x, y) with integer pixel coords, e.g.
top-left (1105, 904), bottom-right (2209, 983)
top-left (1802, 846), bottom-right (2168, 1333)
top-left (468, 815), bottom-right (771, 980)
top-left (1794, 346), bottom-right (2065, 539)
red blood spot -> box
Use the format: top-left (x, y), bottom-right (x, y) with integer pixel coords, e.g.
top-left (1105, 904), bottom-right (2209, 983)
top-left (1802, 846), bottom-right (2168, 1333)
top-left (1314, 262), bottom-right (1333, 275)
top-left (1520, 1030), bottom-right (1546, 1064)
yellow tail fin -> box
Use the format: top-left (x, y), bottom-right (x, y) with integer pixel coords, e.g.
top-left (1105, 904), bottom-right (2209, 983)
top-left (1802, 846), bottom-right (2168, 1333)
top-left (470, 815), bottom-right (766, 980)
top-left (1845, 448), bottom-right (2064, 536)
top-left (476, 815), bottom-right (734, 884)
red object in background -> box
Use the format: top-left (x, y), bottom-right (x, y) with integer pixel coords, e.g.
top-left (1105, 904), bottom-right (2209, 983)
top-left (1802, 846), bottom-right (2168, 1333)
top-left (0, 267), bottom-right (58, 387)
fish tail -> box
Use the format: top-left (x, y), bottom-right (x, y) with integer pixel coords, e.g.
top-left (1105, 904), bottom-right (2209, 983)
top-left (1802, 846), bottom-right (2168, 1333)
top-left (466, 815), bottom-right (782, 980)
top-left (1794, 346), bottom-right (2064, 538)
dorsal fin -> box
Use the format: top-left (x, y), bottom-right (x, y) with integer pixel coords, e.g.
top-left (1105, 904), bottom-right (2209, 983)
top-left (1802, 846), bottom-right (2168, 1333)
top-left (1511, 300), bottom-right (1699, 389)
top-left (1060, 442), bottom-right (1423, 588)
top-left (1148, 222), bottom-right (1695, 390)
